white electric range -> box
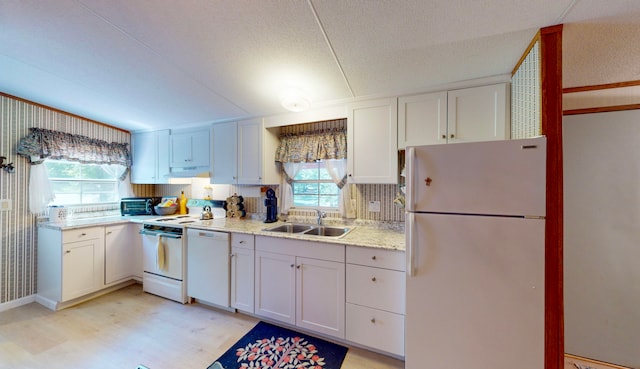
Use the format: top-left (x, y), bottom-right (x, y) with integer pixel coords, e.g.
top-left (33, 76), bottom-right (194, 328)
top-left (140, 201), bottom-right (225, 303)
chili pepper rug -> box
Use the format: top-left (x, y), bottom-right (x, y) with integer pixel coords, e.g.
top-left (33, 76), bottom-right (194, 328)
top-left (207, 321), bottom-right (348, 369)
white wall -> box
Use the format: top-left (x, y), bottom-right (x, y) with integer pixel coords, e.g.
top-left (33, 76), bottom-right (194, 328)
top-left (563, 110), bottom-right (640, 368)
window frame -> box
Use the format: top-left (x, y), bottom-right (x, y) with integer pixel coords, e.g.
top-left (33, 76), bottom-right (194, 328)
top-left (44, 159), bottom-right (122, 206)
top-left (290, 161), bottom-right (340, 210)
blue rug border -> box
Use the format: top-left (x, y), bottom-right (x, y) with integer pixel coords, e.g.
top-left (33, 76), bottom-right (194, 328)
top-left (208, 321), bottom-right (348, 369)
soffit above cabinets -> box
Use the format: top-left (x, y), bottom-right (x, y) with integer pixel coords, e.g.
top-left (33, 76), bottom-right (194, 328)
top-left (1, 0), bottom-right (639, 132)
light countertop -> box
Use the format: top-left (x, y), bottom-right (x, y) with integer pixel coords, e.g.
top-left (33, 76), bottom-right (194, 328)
top-left (39, 216), bottom-right (405, 251)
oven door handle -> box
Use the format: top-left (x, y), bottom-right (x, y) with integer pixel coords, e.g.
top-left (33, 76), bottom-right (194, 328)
top-left (139, 230), bottom-right (182, 239)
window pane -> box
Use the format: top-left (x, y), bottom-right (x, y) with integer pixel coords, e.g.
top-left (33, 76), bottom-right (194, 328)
top-left (294, 195), bottom-right (321, 207)
top-left (319, 183), bottom-right (339, 195)
top-left (319, 195), bottom-right (339, 208)
top-left (45, 159), bottom-right (120, 206)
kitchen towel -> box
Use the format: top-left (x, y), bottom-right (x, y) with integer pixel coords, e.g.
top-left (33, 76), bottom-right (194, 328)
top-left (208, 321), bottom-right (348, 369)
top-left (157, 235), bottom-right (165, 270)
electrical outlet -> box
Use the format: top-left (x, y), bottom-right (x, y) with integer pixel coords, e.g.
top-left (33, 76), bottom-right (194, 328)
top-left (0, 199), bottom-right (11, 211)
top-left (368, 200), bottom-right (381, 212)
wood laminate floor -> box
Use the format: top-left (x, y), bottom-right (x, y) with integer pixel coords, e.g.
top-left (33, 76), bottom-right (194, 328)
top-left (0, 284), bottom-right (404, 369)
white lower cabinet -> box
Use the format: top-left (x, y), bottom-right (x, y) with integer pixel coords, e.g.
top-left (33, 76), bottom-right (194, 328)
top-left (38, 226), bottom-right (105, 306)
top-left (345, 246), bottom-right (406, 356)
top-left (105, 224), bottom-right (138, 285)
top-left (254, 236), bottom-right (345, 339)
top-left (230, 233), bottom-right (255, 313)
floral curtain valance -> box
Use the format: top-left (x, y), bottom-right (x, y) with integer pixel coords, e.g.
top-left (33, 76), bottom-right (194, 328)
top-left (17, 127), bottom-right (131, 167)
top-left (275, 130), bottom-right (347, 163)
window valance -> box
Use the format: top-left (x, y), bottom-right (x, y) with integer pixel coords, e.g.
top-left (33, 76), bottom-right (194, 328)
top-left (17, 127), bottom-right (131, 167)
top-left (275, 130), bottom-right (347, 163)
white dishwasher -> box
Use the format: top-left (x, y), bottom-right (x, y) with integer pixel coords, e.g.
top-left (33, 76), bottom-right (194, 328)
top-left (186, 229), bottom-right (230, 307)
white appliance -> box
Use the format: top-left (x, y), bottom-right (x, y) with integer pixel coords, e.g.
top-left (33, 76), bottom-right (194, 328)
top-left (140, 214), bottom-right (201, 303)
top-left (186, 229), bottom-right (230, 308)
top-left (404, 137), bottom-right (546, 369)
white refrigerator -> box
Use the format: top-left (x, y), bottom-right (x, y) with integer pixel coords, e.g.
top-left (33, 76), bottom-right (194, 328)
top-left (404, 137), bottom-right (546, 369)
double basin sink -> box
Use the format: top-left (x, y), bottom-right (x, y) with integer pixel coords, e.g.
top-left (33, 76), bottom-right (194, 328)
top-left (263, 223), bottom-right (354, 238)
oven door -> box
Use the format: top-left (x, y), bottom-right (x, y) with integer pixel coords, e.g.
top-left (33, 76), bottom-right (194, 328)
top-left (141, 231), bottom-right (184, 281)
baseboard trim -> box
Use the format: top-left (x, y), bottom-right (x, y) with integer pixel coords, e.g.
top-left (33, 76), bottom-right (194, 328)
top-left (565, 354), bottom-right (632, 369)
top-left (0, 294), bottom-right (37, 312)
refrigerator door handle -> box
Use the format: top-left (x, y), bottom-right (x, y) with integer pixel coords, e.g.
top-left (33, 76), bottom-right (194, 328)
top-left (406, 147), bottom-right (415, 212)
top-left (406, 212), bottom-right (416, 276)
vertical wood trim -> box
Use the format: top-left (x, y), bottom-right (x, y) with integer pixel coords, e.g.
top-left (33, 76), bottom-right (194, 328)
top-left (540, 24), bottom-right (564, 369)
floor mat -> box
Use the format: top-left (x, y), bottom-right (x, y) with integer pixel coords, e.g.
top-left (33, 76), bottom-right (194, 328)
top-left (208, 321), bottom-right (348, 369)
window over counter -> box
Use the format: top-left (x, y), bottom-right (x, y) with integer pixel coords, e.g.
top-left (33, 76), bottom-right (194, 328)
top-left (291, 161), bottom-right (339, 209)
top-left (44, 160), bottom-right (123, 205)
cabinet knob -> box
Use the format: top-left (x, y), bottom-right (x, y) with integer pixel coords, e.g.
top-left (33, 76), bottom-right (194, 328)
top-left (371, 276), bottom-right (377, 282)
top-left (371, 256), bottom-right (377, 260)
top-left (370, 318), bottom-right (376, 324)
top-left (239, 240), bottom-right (245, 244)
top-left (290, 264), bottom-right (295, 268)
top-left (65, 250), bottom-right (71, 254)
top-left (450, 134), bottom-right (455, 139)
top-left (296, 265), bottom-right (301, 269)
top-left (230, 254), bottom-right (235, 258)
top-left (80, 233), bottom-right (87, 237)
top-left (441, 134), bottom-right (446, 139)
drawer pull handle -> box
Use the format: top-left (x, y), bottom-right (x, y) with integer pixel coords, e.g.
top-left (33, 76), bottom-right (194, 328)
top-left (371, 277), bottom-right (377, 282)
top-left (239, 240), bottom-right (245, 244)
top-left (65, 250), bottom-right (71, 254)
top-left (371, 256), bottom-right (377, 260)
top-left (80, 233), bottom-right (87, 236)
top-left (370, 318), bottom-right (376, 324)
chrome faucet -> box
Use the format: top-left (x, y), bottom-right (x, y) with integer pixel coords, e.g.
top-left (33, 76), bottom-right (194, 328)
top-left (315, 209), bottom-right (326, 225)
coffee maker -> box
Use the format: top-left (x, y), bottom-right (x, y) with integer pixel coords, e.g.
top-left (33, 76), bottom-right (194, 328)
top-left (264, 188), bottom-right (278, 223)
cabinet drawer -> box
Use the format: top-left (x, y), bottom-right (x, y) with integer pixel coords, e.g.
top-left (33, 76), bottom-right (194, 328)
top-left (232, 233), bottom-right (254, 249)
top-left (62, 227), bottom-right (103, 243)
top-left (346, 264), bottom-right (405, 314)
top-left (346, 246), bottom-right (405, 271)
top-left (346, 303), bottom-right (404, 357)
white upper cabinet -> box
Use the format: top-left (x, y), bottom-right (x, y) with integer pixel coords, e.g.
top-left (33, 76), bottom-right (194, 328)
top-left (211, 121), bottom-right (238, 184)
top-left (398, 91), bottom-right (448, 149)
top-left (169, 128), bottom-right (210, 170)
top-left (447, 83), bottom-right (510, 143)
top-left (211, 119), bottom-right (280, 185)
top-left (131, 130), bottom-right (171, 184)
top-left (347, 98), bottom-right (398, 184)
top-left (398, 83), bottom-right (510, 148)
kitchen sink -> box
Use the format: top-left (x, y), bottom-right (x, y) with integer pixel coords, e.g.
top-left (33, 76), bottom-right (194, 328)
top-left (263, 223), bottom-right (354, 238)
top-left (263, 223), bottom-right (315, 234)
top-left (303, 226), bottom-right (352, 237)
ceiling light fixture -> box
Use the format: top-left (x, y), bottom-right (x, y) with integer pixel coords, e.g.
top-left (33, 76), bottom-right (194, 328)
top-left (280, 88), bottom-right (311, 112)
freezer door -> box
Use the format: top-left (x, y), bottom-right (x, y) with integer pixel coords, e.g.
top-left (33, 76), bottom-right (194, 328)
top-left (405, 213), bottom-right (544, 369)
top-left (406, 137), bottom-right (546, 216)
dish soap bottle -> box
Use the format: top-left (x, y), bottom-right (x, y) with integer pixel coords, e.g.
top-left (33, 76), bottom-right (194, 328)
top-left (179, 191), bottom-right (187, 215)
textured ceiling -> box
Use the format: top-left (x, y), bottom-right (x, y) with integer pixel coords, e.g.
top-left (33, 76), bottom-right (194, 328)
top-left (1, 0), bottom-right (639, 132)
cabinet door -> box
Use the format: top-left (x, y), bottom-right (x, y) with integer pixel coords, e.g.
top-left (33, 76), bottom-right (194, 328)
top-left (211, 121), bottom-right (238, 184)
top-left (170, 132), bottom-right (193, 167)
top-left (447, 83), bottom-right (510, 143)
top-left (131, 130), bottom-right (170, 184)
top-left (105, 224), bottom-right (134, 285)
top-left (237, 119), bottom-right (263, 184)
top-left (347, 98), bottom-right (398, 184)
top-left (398, 91), bottom-right (448, 148)
top-left (254, 250), bottom-right (296, 324)
top-left (231, 246), bottom-right (255, 313)
top-left (296, 257), bottom-right (345, 339)
top-left (62, 238), bottom-right (103, 301)
top-left (131, 132), bottom-right (157, 183)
